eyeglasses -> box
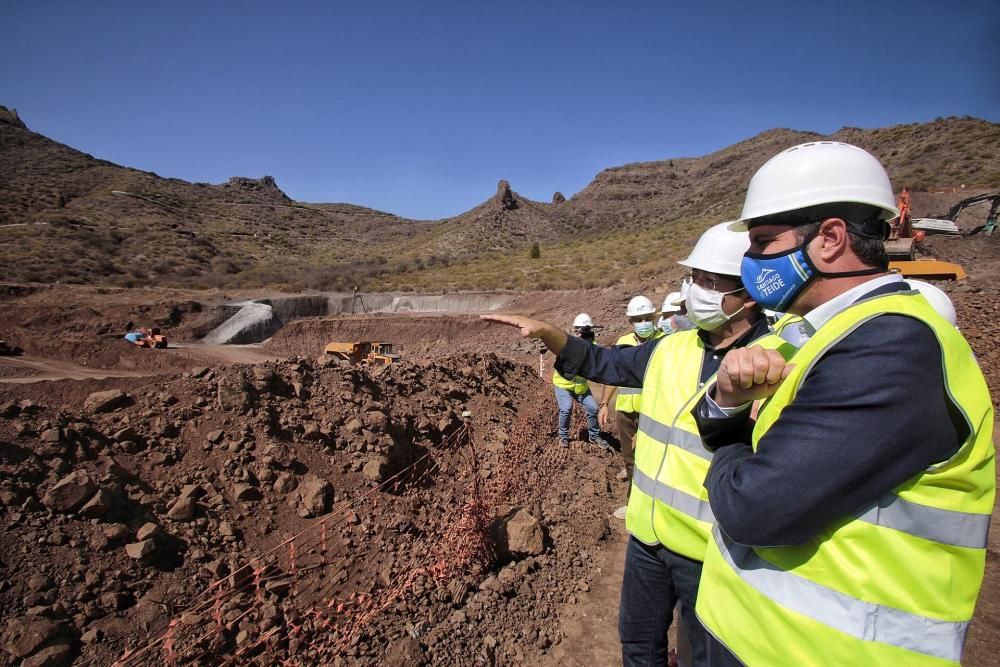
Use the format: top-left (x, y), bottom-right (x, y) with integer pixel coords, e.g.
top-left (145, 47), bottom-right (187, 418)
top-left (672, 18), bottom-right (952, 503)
top-left (685, 271), bottom-right (742, 293)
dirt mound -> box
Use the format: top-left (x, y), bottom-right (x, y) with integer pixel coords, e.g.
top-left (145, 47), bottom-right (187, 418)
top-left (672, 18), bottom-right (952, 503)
top-left (0, 352), bottom-right (624, 665)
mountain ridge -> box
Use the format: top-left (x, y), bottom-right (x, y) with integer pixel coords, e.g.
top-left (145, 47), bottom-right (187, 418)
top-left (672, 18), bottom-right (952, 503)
top-left (1, 105), bottom-right (998, 290)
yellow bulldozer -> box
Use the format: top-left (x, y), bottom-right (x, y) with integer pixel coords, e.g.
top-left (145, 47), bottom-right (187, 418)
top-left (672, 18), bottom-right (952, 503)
top-left (324, 341), bottom-right (399, 366)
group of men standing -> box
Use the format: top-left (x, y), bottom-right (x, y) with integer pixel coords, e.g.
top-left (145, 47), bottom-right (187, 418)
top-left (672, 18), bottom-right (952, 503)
top-left (485, 141), bottom-right (994, 667)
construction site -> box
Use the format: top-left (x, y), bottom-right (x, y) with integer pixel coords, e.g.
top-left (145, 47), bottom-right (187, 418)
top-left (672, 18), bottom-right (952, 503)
top-left (2, 105), bottom-right (1000, 666)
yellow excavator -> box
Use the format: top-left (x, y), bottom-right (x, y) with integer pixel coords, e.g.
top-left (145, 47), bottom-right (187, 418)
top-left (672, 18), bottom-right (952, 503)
top-left (324, 341), bottom-right (399, 366)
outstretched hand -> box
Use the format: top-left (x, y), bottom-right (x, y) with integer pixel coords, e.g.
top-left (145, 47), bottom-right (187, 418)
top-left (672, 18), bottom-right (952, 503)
top-left (715, 347), bottom-right (794, 407)
top-left (480, 314), bottom-right (569, 354)
top-left (479, 314), bottom-right (550, 338)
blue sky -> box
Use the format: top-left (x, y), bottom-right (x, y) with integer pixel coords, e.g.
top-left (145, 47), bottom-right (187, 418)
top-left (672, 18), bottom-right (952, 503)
top-left (2, 1), bottom-right (998, 220)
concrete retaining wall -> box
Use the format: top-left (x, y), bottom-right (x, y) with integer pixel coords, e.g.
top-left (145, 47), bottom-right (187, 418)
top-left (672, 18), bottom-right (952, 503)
top-left (203, 292), bottom-right (514, 345)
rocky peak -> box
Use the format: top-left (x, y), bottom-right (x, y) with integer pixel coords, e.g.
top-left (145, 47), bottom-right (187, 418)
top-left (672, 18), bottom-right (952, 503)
top-left (0, 106), bottom-right (27, 130)
top-left (495, 179), bottom-right (518, 211)
top-left (221, 175), bottom-right (291, 203)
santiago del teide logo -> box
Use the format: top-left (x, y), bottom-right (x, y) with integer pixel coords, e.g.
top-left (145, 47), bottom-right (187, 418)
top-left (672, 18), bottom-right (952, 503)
top-left (755, 267), bottom-right (786, 297)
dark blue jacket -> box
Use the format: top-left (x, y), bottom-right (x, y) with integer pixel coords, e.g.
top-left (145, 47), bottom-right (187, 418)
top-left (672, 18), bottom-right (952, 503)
top-left (694, 281), bottom-right (970, 667)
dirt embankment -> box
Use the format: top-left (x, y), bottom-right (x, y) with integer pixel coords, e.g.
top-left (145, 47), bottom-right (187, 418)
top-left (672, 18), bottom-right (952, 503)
top-left (0, 222), bottom-right (999, 666)
top-left (0, 352), bottom-right (627, 666)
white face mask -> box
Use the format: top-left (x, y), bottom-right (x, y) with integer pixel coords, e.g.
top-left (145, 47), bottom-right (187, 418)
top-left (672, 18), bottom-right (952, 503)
top-left (686, 282), bottom-right (745, 331)
top-left (633, 321), bottom-right (655, 338)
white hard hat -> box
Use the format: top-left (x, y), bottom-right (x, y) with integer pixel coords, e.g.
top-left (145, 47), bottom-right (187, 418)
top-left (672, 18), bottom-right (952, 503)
top-left (626, 295), bottom-right (656, 317)
top-left (678, 221), bottom-right (750, 277)
top-left (661, 292), bottom-right (682, 314)
top-left (907, 280), bottom-right (957, 327)
top-left (737, 142), bottom-right (898, 228)
top-left (573, 313), bottom-right (594, 328)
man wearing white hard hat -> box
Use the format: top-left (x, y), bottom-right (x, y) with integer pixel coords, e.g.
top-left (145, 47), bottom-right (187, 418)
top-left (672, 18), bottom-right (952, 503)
top-left (692, 142), bottom-right (993, 667)
top-left (598, 295), bottom-right (667, 521)
top-left (657, 289), bottom-right (694, 336)
top-left (481, 222), bottom-right (793, 667)
top-left (550, 313), bottom-right (610, 450)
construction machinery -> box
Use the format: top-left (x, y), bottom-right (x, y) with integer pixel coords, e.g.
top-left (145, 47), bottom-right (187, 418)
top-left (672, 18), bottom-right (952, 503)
top-left (324, 341), bottom-right (399, 366)
top-left (938, 190), bottom-right (1000, 236)
top-left (885, 188), bottom-right (967, 280)
top-left (125, 327), bottom-right (168, 349)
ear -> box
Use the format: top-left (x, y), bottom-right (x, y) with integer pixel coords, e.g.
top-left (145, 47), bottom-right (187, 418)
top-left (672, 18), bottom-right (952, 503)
top-left (815, 218), bottom-right (850, 263)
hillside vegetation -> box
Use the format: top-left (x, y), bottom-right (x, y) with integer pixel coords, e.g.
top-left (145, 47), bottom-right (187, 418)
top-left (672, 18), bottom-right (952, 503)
top-left (1, 105), bottom-right (998, 291)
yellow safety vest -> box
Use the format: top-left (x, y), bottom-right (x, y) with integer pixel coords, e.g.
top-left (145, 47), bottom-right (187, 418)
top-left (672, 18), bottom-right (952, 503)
top-left (552, 339), bottom-right (599, 395)
top-left (771, 312), bottom-right (804, 335)
top-left (613, 330), bottom-right (665, 414)
top-left (696, 293), bottom-right (995, 667)
top-left (626, 328), bottom-right (794, 561)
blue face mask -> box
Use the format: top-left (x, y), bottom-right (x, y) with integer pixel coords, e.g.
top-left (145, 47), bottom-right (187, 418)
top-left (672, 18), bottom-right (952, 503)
top-left (741, 230), bottom-right (881, 311)
top-left (633, 321), bottom-right (655, 338)
top-left (741, 245), bottom-right (816, 312)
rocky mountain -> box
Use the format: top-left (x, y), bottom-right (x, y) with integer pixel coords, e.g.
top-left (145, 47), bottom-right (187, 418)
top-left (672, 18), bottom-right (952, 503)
top-left (1, 105), bottom-right (998, 290)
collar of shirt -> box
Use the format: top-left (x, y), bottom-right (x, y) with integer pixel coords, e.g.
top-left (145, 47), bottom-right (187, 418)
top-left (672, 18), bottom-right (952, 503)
top-left (697, 316), bottom-right (772, 354)
top-left (802, 274), bottom-right (905, 334)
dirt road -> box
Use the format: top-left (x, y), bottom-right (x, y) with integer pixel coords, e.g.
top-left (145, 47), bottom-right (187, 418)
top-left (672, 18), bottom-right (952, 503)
top-left (0, 355), bottom-right (153, 383)
top-left (0, 344), bottom-right (282, 383)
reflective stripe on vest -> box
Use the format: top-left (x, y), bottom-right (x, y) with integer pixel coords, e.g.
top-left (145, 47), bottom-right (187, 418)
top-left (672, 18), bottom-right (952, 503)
top-left (637, 413), bottom-right (712, 461)
top-left (625, 328), bottom-right (793, 560)
top-left (696, 292), bottom-right (995, 667)
top-left (711, 527), bottom-right (967, 663)
top-left (632, 467), bottom-right (715, 524)
top-left (855, 492), bottom-right (990, 549)
top-left (614, 331), bottom-right (663, 413)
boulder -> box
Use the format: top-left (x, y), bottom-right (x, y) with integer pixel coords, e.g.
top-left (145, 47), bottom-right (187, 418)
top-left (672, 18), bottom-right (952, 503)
top-left (232, 484), bottom-right (262, 502)
top-left (136, 522), bottom-right (162, 541)
top-left (297, 474), bottom-right (332, 518)
top-left (362, 456), bottom-right (390, 482)
top-left (39, 428), bottom-right (62, 444)
top-left (363, 410), bottom-right (389, 433)
top-left (84, 389), bottom-right (130, 413)
top-left (79, 488), bottom-right (115, 518)
top-left (273, 472), bottom-right (298, 494)
top-left (1, 617), bottom-right (67, 658)
top-left (21, 644), bottom-right (72, 667)
top-left (125, 539), bottom-right (156, 560)
top-left (494, 509), bottom-right (545, 558)
top-left (167, 497), bottom-right (196, 522)
top-left (42, 472), bottom-right (98, 513)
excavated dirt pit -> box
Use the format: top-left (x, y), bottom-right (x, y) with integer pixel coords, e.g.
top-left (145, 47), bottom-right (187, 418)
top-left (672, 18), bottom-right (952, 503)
top-left (1, 254), bottom-right (1000, 666)
top-left (0, 288), bottom-right (635, 667)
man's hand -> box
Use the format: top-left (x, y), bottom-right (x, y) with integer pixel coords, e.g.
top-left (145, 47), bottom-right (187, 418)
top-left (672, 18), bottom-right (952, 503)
top-left (715, 347), bottom-right (793, 408)
top-left (480, 315), bottom-right (569, 354)
top-left (598, 404), bottom-right (611, 428)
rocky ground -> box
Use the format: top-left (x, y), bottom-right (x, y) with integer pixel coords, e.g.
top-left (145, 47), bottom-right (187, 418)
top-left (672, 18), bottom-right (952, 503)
top-left (0, 346), bottom-right (626, 666)
top-left (1, 225), bottom-right (1000, 666)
